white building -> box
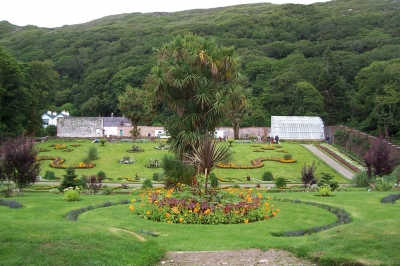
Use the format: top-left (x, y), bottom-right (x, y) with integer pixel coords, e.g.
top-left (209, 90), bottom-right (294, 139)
top-left (41, 110), bottom-right (69, 128)
top-left (270, 116), bottom-right (325, 140)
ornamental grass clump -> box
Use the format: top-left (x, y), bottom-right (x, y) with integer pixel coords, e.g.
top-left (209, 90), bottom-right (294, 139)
top-left (135, 185), bottom-right (279, 225)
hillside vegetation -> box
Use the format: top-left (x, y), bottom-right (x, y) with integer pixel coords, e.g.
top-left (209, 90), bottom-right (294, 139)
top-left (0, 0), bottom-right (399, 141)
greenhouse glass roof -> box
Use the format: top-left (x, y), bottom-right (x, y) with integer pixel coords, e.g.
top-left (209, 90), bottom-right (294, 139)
top-left (270, 116), bottom-right (325, 140)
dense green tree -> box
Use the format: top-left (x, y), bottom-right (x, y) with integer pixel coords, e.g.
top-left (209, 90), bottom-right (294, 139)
top-left (0, 47), bottom-right (28, 138)
top-left (117, 86), bottom-right (154, 139)
top-left (292, 82), bottom-right (325, 116)
top-left (317, 48), bottom-right (352, 125)
top-left (225, 85), bottom-right (251, 139)
top-left (353, 59), bottom-right (400, 137)
top-left (26, 60), bottom-right (59, 135)
top-left (146, 33), bottom-right (241, 156)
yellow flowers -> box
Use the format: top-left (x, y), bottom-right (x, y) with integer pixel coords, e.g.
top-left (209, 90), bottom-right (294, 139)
top-left (131, 199), bottom-right (136, 203)
top-left (129, 205), bottom-right (135, 212)
top-left (171, 207), bottom-right (179, 214)
top-left (179, 217), bottom-right (183, 223)
top-left (244, 219), bottom-right (249, 223)
top-left (146, 211), bottom-right (151, 215)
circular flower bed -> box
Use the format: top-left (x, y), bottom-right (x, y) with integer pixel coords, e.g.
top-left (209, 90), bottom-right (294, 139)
top-left (126, 144), bottom-right (144, 153)
top-left (133, 185), bottom-right (280, 225)
top-left (118, 156), bottom-right (137, 164)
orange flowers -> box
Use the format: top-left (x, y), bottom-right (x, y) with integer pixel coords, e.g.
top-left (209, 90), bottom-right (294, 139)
top-left (129, 205), bottom-right (135, 212)
top-left (165, 213), bottom-right (171, 218)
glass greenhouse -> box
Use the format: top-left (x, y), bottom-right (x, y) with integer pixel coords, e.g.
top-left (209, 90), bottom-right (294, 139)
top-left (270, 116), bottom-right (325, 140)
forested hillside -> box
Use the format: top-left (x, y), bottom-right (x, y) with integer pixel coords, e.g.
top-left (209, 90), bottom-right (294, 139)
top-left (0, 0), bottom-right (399, 141)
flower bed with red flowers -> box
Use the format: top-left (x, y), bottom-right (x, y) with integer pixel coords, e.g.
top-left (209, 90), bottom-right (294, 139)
top-left (315, 145), bottom-right (360, 173)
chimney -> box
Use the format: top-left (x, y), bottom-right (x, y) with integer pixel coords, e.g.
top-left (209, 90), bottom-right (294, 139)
top-left (47, 110), bottom-right (51, 115)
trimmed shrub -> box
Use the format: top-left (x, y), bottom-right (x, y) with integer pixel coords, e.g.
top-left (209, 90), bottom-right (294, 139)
top-left (152, 172), bottom-right (161, 181)
top-left (142, 178), bottom-right (153, 189)
top-left (87, 146), bottom-right (98, 160)
top-left (97, 171), bottom-right (106, 180)
top-left (209, 172), bottom-right (219, 188)
top-left (262, 171), bottom-right (274, 181)
top-left (275, 177), bottom-right (287, 188)
top-left (352, 170), bottom-right (371, 187)
top-left (44, 171), bottom-right (56, 180)
top-left (283, 153), bottom-right (292, 160)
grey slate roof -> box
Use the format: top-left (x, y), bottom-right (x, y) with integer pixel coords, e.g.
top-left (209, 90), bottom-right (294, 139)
top-left (103, 117), bottom-right (131, 127)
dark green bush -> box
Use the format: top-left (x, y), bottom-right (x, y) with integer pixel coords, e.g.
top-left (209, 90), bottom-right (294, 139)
top-left (87, 146), bottom-right (98, 160)
top-left (352, 170), bottom-right (371, 187)
top-left (160, 154), bottom-right (195, 189)
top-left (97, 170), bottom-right (106, 180)
top-left (283, 153), bottom-right (292, 160)
top-left (209, 172), bottom-right (219, 188)
top-left (262, 171), bottom-right (274, 181)
top-left (153, 172), bottom-right (161, 181)
top-left (275, 177), bottom-right (287, 188)
top-left (44, 170), bottom-right (56, 180)
top-left (142, 178), bottom-right (153, 189)
top-left (317, 173), bottom-right (339, 191)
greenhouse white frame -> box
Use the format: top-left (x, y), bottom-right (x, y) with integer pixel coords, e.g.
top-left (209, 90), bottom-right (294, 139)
top-left (270, 116), bottom-right (325, 140)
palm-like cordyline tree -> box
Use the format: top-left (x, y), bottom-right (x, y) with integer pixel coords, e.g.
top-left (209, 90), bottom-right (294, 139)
top-left (186, 133), bottom-right (232, 195)
top-left (146, 33), bottom-right (241, 157)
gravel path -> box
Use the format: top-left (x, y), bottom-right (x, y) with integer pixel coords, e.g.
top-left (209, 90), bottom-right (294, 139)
top-left (302, 144), bottom-right (355, 179)
top-left (160, 249), bottom-right (316, 266)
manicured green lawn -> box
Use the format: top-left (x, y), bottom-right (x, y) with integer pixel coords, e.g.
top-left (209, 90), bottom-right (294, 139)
top-left (34, 139), bottom-right (350, 184)
top-left (1, 190), bottom-right (399, 265)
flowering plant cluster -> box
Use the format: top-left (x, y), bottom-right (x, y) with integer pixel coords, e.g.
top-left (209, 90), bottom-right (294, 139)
top-left (36, 156), bottom-right (95, 169)
top-left (216, 156), bottom-right (296, 169)
top-left (133, 185), bottom-right (279, 225)
top-left (63, 186), bottom-right (81, 201)
top-left (53, 144), bottom-right (68, 150)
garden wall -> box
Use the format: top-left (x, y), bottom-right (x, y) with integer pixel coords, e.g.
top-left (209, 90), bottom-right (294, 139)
top-left (57, 117), bottom-right (103, 138)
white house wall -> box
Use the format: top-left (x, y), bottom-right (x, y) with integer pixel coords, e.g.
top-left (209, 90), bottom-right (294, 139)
top-left (104, 127), bottom-right (118, 137)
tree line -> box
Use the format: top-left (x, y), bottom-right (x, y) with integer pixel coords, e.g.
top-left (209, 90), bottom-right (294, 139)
top-left (0, 0), bottom-right (399, 142)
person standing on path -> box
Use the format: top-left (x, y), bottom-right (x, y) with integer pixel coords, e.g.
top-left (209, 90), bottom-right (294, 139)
top-left (275, 135), bottom-right (279, 144)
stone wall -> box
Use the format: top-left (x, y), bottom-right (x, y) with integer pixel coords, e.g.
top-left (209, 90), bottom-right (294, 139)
top-left (57, 117), bottom-right (103, 138)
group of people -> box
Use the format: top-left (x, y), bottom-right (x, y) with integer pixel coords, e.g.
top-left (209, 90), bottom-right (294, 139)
top-left (267, 134), bottom-right (279, 144)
